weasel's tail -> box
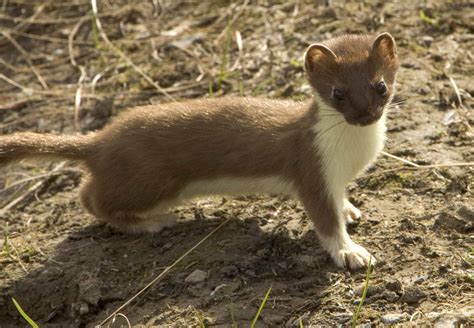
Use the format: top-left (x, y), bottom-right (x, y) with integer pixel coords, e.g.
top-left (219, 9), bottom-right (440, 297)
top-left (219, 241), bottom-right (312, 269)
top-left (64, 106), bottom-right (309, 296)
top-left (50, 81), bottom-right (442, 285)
top-left (0, 132), bottom-right (94, 165)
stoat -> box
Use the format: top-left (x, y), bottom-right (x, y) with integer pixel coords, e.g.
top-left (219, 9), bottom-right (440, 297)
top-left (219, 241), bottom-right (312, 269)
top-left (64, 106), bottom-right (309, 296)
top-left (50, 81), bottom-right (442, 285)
top-left (0, 33), bottom-right (399, 270)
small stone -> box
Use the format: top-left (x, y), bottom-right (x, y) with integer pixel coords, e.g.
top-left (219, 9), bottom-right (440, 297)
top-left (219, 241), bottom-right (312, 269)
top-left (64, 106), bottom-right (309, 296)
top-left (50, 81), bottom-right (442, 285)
top-left (420, 36), bottom-right (434, 47)
top-left (354, 283), bottom-right (383, 297)
top-left (381, 291), bottom-right (399, 302)
top-left (185, 269), bottom-right (207, 283)
top-left (234, 307), bottom-right (256, 321)
top-left (297, 254), bottom-right (316, 268)
top-left (433, 316), bottom-right (459, 328)
top-left (381, 313), bottom-right (408, 324)
top-left (429, 306), bottom-right (474, 328)
top-left (457, 205), bottom-right (474, 222)
top-left (161, 242), bottom-right (173, 251)
top-left (333, 312), bottom-right (353, 323)
top-left (413, 275), bottom-right (429, 284)
top-left (78, 302), bottom-right (89, 315)
top-left (401, 285), bottom-right (427, 304)
top-left (220, 265), bottom-right (238, 278)
top-left (262, 312), bottom-right (286, 325)
top-left (434, 212), bottom-right (468, 232)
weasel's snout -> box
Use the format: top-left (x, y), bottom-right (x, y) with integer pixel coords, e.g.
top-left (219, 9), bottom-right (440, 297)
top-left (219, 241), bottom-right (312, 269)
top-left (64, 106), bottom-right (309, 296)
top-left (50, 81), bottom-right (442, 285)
top-left (345, 110), bottom-right (383, 126)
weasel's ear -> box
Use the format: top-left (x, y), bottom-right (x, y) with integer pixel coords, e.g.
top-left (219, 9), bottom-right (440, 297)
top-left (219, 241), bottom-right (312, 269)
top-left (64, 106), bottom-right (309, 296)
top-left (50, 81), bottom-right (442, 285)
top-left (304, 43), bottom-right (337, 72)
top-left (372, 32), bottom-right (397, 60)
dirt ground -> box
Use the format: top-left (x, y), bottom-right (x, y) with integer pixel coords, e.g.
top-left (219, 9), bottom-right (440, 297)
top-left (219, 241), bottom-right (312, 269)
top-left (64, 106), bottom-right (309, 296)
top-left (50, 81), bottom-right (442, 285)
top-left (0, 0), bottom-right (473, 327)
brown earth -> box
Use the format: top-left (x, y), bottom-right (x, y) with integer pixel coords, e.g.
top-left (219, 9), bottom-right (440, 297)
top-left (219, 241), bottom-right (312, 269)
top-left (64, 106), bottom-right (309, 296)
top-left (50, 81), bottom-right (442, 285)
top-left (0, 1), bottom-right (473, 327)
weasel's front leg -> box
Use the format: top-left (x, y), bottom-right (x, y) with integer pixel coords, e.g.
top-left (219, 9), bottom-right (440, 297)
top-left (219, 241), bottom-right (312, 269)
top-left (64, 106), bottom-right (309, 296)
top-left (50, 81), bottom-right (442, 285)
top-left (298, 189), bottom-right (375, 269)
top-left (343, 198), bottom-right (362, 224)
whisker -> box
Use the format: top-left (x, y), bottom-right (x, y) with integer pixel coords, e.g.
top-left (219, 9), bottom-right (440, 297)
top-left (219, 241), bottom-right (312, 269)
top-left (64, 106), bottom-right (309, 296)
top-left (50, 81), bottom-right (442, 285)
top-left (316, 120), bottom-right (345, 141)
top-left (333, 124), bottom-right (347, 153)
top-left (318, 113), bottom-right (343, 118)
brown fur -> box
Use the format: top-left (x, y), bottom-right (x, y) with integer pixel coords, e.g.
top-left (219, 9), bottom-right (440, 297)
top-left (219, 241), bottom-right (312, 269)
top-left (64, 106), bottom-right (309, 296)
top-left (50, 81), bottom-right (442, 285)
top-left (0, 33), bottom-right (399, 269)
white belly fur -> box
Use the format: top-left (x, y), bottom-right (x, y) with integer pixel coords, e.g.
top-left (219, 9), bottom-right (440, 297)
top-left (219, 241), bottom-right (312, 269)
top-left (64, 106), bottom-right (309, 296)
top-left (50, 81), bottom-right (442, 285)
top-left (136, 176), bottom-right (295, 219)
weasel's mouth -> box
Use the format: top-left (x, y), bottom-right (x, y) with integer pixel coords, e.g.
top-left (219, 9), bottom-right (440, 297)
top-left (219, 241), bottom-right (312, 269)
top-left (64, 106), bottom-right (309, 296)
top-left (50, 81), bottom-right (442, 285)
top-left (345, 112), bottom-right (383, 126)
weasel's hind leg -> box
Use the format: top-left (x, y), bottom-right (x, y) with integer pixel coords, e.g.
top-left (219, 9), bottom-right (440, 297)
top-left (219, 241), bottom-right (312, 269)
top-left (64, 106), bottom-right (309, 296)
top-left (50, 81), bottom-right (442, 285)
top-left (105, 211), bottom-right (180, 234)
top-left (79, 176), bottom-right (180, 233)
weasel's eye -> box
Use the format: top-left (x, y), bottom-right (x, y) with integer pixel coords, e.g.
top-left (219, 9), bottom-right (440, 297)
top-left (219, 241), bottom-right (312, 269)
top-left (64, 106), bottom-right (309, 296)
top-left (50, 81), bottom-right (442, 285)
top-left (332, 88), bottom-right (345, 101)
top-left (375, 81), bottom-right (387, 95)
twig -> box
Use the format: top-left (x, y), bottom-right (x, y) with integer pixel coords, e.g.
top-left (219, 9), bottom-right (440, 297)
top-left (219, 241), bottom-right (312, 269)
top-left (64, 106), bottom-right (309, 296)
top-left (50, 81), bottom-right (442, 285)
top-left (448, 76), bottom-right (463, 108)
top-left (1, 31), bottom-right (49, 89)
top-left (230, 30), bottom-right (243, 71)
top-left (0, 162), bottom-right (67, 216)
top-left (381, 151), bottom-right (420, 167)
top-left (110, 313), bottom-right (131, 328)
top-left (98, 217), bottom-right (232, 327)
top-left (0, 73), bottom-right (101, 99)
top-left (7, 241), bottom-right (28, 273)
top-left (0, 98), bottom-right (41, 111)
top-left (90, 0), bottom-right (175, 102)
top-left (1, 168), bottom-right (80, 195)
top-left (0, 6), bottom-right (132, 25)
top-left (0, 73), bottom-right (33, 95)
top-left (215, 0), bottom-right (250, 43)
top-left (0, 2), bottom-right (48, 47)
top-left (74, 66), bottom-right (87, 130)
top-left (368, 161), bottom-right (474, 177)
top-left (68, 15), bottom-right (90, 67)
top-left (4, 28), bottom-right (93, 45)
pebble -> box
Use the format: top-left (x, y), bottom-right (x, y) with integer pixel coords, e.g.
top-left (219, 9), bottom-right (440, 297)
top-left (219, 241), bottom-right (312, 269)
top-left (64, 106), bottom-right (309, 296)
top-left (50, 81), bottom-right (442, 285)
top-left (78, 302), bottom-right (89, 315)
top-left (381, 313), bottom-right (408, 324)
top-left (333, 312), bottom-right (353, 323)
top-left (381, 291), bottom-right (399, 302)
top-left (161, 242), bottom-right (173, 251)
top-left (433, 315), bottom-right (462, 328)
top-left (457, 205), bottom-right (474, 222)
top-left (401, 285), bottom-right (427, 304)
top-left (428, 306), bottom-right (474, 328)
top-left (297, 254), bottom-right (316, 268)
top-left (220, 265), bottom-right (239, 277)
top-left (185, 269), bottom-right (207, 283)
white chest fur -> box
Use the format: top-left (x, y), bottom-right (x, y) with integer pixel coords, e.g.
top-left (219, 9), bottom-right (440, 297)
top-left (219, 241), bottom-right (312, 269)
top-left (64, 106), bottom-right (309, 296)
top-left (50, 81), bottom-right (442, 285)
top-left (313, 96), bottom-right (386, 211)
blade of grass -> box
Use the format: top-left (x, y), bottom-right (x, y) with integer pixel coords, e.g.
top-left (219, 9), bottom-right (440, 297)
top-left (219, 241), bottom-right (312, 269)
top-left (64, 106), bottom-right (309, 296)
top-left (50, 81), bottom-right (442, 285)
top-left (208, 80), bottom-right (214, 97)
top-left (299, 317), bottom-right (304, 328)
top-left (228, 302), bottom-right (238, 328)
top-left (238, 79), bottom-right (244, 97)
top-left (3, 226), bottom-right (11, 256)
top-left (193, 308), bottom-right (206, 328)
top-left (217, 20), bottom-right (232, 90)
top-left (12, 298), bottom-right (38, 328)
top-left (352, 257), bottom-right (373, 328)
top-left (250, 287), bottom-right (272, 328)
top-left (419, 10), bottom-right (439, 26)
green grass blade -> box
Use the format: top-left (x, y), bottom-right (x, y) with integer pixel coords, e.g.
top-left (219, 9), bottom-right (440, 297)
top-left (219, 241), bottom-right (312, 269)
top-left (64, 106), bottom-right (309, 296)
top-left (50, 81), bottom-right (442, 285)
top-left (299, 317), bottom-right (304, 327)
top-left (12, 298), bottom-right (38, 328)
top-left (352, 256), bottom-right (373, 328)
top-left (228, 302), bottom-right (238, 328)
top-left (217, 21), bottom-right (232, 89)
top-left (419, 10), bottom-right (438, 26)
top-left (250, 287), bottom-right (272, 328)
top-left (208, 80), bottom-right (214, 97)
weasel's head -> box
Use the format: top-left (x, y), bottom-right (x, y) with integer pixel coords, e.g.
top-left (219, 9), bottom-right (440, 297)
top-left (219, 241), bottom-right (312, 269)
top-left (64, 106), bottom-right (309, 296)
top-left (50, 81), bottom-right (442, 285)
top-left (305, 33), bottom-right (399, 126)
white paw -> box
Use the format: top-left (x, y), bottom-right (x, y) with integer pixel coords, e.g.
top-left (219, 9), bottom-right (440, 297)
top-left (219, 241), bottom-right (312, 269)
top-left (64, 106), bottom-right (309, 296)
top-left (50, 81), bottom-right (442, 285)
top-left (343, 199), bottom-right (362, 224)
top-left (128, 213), bottom-right (180, 234)
top-left (331, 242), bottom-right (376, 270)
top-left (319, 230), bottom-right (376, 270)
